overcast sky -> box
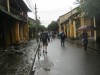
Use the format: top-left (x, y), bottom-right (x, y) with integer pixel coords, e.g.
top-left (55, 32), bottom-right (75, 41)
top-left (24, 0), bottom-right (78, 27)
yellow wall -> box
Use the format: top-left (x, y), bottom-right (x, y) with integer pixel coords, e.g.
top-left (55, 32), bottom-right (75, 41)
top-left (69, 20), bottom-right (74, 38)
top-left (15, 21), bottom-right (20, 42)
top-left (59, 24), bottom-right (62, 33)
top-left (64, 24), bottom-right (67, 35)
top-left (67, 24), bottom-right (70, 38)
top-left (19, 24), bottom-right (24, 41)
top-left (73, 21), bottom-right (77, 38)
top-left (81, 18), bottom-right (84, 26)
top-left (23, 23), bottom-right (29, 40)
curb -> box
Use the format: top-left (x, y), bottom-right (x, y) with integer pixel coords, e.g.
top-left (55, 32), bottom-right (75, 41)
top-left (28, 43), bottom-right (40, 75)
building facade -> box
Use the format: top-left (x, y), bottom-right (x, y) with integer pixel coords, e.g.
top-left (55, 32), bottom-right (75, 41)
top-left (0, 0), bottom-right (31, 49)
top-left (58, 7), bottom-right (96, 41)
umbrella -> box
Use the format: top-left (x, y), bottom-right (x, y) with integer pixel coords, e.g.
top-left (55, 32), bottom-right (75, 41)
top-left (78, 25), bottom-right (95, 31)
top-left (59, 32), bottom-right (62, 35)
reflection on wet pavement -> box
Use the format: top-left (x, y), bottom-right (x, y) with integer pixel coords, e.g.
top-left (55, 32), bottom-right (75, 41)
top-left (34, 52), bottom-right (54, 75)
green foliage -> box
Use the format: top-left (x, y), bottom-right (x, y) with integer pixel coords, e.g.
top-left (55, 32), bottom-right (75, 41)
top-left (77, 0), bottom-right (100, 17)
top-left (28, 19), bottom-right (46, 32)
top-left (28, 20), bottom-right (36, 28)
top-left (38, 25), bottom-right (46, 32)
top-left (47, 21), bottom-right (58, 31)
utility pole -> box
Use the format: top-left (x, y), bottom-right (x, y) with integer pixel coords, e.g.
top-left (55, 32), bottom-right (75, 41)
top-left (34, 3), bottom-right (38, 42)
top-left (35, 3), bottom-right (37, 20)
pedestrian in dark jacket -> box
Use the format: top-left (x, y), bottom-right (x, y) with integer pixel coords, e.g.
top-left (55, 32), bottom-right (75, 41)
top-left (60, 31), bottom-right (66, 46)
top-left (40, 31), bottom-right (50, 53)
top-left (81, 30), bottom-right (88, 51)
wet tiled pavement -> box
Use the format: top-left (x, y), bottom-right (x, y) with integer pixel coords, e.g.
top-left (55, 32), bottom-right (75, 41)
top-left (0, 40), bottom-right (38, 75)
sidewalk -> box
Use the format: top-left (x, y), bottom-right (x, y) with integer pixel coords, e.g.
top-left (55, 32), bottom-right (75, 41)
top-left (0, 39), bottom-right (38, 75)
top-left (66, 38), bottom-right (100, 53)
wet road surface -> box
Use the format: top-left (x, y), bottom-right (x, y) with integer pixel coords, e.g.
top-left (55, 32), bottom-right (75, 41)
top-left (34, 38), bottom-right (100, 75)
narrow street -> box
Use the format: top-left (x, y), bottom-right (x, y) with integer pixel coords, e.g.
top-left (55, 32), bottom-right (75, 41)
top-left (34, 38), bottom-right (100, 75)
top-left (1, 0), bottom-right (100, 75)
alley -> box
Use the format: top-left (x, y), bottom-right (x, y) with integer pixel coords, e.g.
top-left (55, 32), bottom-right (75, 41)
top-left (34, 38), bottom-right (100, 75)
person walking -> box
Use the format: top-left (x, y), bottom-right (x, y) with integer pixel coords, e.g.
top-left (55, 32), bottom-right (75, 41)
top-left (40, 31), bottom-right (50, 54)
top-left (81, 30), bottom-right (88, 52)
top-left (60, 30), bottom-right (66, 46)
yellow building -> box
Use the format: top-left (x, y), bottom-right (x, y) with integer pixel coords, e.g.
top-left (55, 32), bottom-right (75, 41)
top-left (58, 7), bottom-right (78, 39)
top-left (58, 7), bottom-right (96, 41)
top-left (0, 0), bottom-right (31, 48)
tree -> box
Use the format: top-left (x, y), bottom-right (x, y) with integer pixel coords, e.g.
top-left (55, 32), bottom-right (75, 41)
top-left (76, 0), bottom-right (100, 17)
top-left (28, 19), bottom-right (36, 28)
top-left (47, 21), bottom-right (58, 31)
top-left (38, 25), bottom-right (46, 32)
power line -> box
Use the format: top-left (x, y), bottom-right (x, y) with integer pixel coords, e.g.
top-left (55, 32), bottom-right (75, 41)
top-left (37, 9), bottom-right (69, 14)
top-left (26, 0), bottom-right (66, 14)
top-left (38, 10), bottom-right (67, 13)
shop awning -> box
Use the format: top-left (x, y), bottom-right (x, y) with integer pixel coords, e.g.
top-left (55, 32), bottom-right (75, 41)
top-left (78, 25), bottom-right (95, 31)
